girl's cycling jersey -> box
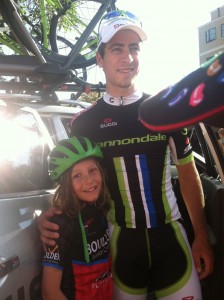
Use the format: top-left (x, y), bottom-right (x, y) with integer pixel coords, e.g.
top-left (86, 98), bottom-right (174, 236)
top-left (42, 204), bottom-right (112, 299)
top-left (70, 94), bottom-right (193, 229)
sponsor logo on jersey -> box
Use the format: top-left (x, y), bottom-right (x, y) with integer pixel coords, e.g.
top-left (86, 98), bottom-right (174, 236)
top-left (92, 271), bottom-right (112, 289)
top-left (184, 143), bottom-right (192, 155)
top-left (87, 230), bottom-right (109, 255)
top-left (84, 218), bottom-right (94, 232)
top-left (183, 136), bottom-right (192, 154)
top-left (100, 133), bottom-right (167, 148)
top-left (44, 252), bottom-right (60, 261)
top-left (44, 245), bottom-right (60, 261)
top-left (100, 118), bottom-right (118, 128)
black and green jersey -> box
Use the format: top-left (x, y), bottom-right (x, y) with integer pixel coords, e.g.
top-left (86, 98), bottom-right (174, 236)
top-left (42, 205), bottom-right (112, 299)
top-left (70, 93), bottom-right (193, 229)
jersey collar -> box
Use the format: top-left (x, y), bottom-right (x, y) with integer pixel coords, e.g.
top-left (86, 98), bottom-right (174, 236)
top-left (103, 90), bottom-right (143, 106)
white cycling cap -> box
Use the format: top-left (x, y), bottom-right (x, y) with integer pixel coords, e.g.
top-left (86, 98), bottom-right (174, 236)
top-left (98, 10), bottom-right (147, 47)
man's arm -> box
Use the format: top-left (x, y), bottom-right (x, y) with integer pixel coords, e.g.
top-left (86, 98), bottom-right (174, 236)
top-left (37, 207), bottom-right (61, 246)
top-left (176, 161), bottom-right (214, 280)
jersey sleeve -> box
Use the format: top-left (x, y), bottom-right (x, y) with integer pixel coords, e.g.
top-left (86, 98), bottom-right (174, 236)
top-left (69, 100), bottom-right (102, 138)
top-left (169, 128), bottom-right (194, 165)
top-left (42, 214), bottom-right (72, 270)
top-left (70, 111), bottom-right (86, 138)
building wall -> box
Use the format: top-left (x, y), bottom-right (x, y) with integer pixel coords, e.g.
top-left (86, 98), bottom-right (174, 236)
top-left (198, 6), bottom-right (224, 64)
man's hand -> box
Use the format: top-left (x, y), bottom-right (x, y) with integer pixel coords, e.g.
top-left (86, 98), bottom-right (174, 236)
top-left (37, 207), bottom-right (62, 247)
top-left (191, 234), bottom-right (214, 280)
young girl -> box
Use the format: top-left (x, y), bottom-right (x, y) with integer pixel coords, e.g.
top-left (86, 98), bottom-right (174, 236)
top-left (41, 136), bottom-right (112, 300)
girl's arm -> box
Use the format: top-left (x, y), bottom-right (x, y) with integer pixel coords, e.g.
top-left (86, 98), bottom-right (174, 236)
top-left (42, 266), bottom-right (67, 300)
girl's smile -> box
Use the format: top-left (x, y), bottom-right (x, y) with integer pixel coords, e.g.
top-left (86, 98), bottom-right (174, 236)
top-left (71, 158), bottom-right (102, 203)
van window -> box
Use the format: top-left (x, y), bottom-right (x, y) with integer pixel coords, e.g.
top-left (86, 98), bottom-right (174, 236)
top-left (0, 112), bottom-right (52, 194)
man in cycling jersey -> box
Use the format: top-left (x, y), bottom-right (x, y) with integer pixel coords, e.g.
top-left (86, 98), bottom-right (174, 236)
top-left (38, 10), bottom-right (213, 300)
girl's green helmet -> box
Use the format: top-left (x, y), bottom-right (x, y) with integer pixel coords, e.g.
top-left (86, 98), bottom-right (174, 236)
top-left (48, 136), bottom-right (103, 182)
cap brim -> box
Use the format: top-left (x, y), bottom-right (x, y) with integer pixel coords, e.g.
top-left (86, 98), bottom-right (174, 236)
top-left (102, 24), bottom-right (147, 44)
top-left (139, 51), bottom-right (224, 132)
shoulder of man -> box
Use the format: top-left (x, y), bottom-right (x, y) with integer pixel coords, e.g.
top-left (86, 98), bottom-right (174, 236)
top-left (70, 97), bottom-right (103, 123)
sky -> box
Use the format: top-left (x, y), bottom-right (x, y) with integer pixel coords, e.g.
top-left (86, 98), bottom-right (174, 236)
top-left (114, 0), bottom-right (224, 95)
